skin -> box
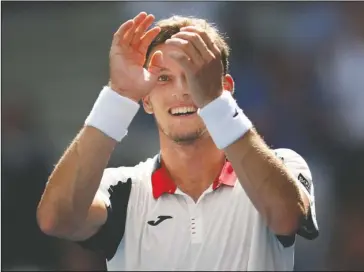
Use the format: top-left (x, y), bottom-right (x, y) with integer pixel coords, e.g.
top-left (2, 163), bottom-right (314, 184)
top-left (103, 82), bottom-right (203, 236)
top-left (142, 43), bottom-right (235, 198)
top-left (37, 12), bottom-right (310, 244)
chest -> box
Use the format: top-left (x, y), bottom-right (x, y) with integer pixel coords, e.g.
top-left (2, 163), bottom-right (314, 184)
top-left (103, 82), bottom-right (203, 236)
top-left (122, 185), bottom-right (266, 270)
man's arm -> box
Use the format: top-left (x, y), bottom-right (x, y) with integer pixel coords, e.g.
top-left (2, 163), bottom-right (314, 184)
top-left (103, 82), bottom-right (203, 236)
top-left (224, 129), bottom-right (310, 236)
top-left (160, 26), bottom-right (316, 238)
top-left (37, 126), bottom-right (117, 240)
top-left (37, 12), bottom-right (162, 242)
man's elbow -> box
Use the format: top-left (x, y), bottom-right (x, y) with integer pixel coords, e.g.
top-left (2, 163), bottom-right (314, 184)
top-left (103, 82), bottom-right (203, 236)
top-left (37, 204), bottom-right (77, 239)
top-left (271, 218), bottom-right (300, 236)
top-left (269, 204), bottom-right (307, 236)
top-left (37, 205), bottom-right (61, 237)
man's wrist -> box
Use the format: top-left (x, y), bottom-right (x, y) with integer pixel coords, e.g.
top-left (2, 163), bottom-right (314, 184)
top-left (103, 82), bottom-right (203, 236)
top-left (196, 89), bottom-right (224, 108)
top-left (108, 81), bottom-right (141, 103)
top-left (198, 90), bottom-right (253, 149)
top-left (85, 86), bottom-right (140, 142)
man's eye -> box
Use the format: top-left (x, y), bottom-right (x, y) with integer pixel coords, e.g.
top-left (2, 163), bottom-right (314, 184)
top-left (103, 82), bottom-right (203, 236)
top-left (158, 75), bottom-right (170, 82)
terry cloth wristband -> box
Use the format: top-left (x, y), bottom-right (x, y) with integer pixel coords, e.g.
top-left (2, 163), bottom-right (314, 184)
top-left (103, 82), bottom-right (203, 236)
top-left (85, 86), bottom-right (140, 142)
top-left (198, 91), bottom-right (253, 149)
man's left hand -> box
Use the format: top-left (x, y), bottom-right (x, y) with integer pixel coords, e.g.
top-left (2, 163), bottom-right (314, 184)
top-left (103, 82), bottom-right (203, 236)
top-left (165, 26), bottom-right (224, 108)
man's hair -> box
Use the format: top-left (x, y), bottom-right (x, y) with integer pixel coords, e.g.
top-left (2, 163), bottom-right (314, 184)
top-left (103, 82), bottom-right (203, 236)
top-left (145, 15), bottom-right (230, 74)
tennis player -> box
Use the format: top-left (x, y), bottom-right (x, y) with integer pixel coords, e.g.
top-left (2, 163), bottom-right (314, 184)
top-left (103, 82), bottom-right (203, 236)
top-left (37, 12), bottom-right (319, 270)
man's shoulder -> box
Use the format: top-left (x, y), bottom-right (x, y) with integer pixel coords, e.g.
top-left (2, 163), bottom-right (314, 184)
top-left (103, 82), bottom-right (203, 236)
top-left (273, 148), bottom-right (308, 165)
top-left (103, 154), bottom-right (159, 185)
top-left (273, 148), bottom-right (313, 191)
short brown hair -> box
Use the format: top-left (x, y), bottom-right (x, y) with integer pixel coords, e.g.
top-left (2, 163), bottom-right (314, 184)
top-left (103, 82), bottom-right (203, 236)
top-left (145, 15), bottom-right (230, 74)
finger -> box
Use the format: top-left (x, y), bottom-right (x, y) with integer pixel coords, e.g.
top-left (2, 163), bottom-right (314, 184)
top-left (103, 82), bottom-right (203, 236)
top-left (145, 51), bottom-right (164, 87)
top-left (165, 37), bottom-right (203, 65)
top-left (148, 50), bottom-right (164, 75)
top-left (131, 14), bottom-right (156, 46)
top-left (171, 31), bottom-right (214, 61)
top-left (167, 51), bottom-right (193, 75)
top-left (124, 12), bottom-right (148, 44)
top-left (113, 20), bottom-right (134, 45)
top-left (139, 26), bottom-right (161, 54)
top-left (180, 26), bottom-right (221, 57)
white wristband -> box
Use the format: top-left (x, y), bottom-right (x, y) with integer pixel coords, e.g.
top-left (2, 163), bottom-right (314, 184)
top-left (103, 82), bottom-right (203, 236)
top-left (198, 91), bottom-right (253, 149)
top-left (85, 86), bottom-right (140, 142)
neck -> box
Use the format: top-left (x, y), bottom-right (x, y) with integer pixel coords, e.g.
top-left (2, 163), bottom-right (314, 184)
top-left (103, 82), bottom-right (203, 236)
top-left (159, 131), bottom-right (226, 198)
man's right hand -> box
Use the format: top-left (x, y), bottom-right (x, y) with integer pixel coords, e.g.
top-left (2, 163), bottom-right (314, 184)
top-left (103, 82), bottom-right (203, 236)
top-left (38, 12), bottom-right (163, 244)
top-left (109, 12), bottom-right (163, 102)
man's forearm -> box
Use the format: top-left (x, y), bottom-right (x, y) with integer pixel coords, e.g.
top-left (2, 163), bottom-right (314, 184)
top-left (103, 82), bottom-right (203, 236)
top-left (37, 126), bottom-right (117, 234)
top-left (38, 85), bottom-right (140, 236)
top-left (224, 129), bottom-right (309, 235)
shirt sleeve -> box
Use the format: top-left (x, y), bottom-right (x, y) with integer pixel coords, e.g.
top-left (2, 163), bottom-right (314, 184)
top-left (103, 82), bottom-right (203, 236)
top-left (77, 168), bottom-right (132, 261)
top-left (274, 148), bottom-right (319, 246)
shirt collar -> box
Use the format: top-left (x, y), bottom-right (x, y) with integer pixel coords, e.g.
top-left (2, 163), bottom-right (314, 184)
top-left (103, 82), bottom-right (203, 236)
top-left (151, 154), bottom-right (237, 199)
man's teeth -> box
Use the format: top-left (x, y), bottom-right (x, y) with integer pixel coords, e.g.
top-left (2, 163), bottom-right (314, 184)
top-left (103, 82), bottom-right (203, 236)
top-left (170, 107), bottom-right (197, 115)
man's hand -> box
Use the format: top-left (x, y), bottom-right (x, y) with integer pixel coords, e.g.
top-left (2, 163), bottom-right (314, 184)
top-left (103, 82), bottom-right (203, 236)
top-left (165, 26), bottom-right (224, 108)
top-left (109, 12), bottom-right (163, 102)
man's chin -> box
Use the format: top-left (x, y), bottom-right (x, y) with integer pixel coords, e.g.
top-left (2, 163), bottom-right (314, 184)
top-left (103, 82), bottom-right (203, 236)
top-left (170, 129), bottom-right (208, 145)
top-left (156, 119), bottom-right (208, 145)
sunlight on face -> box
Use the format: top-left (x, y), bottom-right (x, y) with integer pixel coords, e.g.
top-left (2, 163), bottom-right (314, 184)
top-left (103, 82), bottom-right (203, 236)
top-left (143, 44), bottom-right (208, 144)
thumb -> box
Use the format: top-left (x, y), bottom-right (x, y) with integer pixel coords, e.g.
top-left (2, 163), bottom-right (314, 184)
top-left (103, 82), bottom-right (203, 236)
top-left (144, 51), bottom-right (163, 86)
top-left (148, 50), bottom-right (163, 75)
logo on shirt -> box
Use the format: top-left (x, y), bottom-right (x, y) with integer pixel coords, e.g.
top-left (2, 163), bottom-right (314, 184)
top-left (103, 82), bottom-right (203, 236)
top-left (148, 215), bottom-right (173, 226)
top-left (298, 173), bottom-right (311, 192)
top-left (233, 108), bottom-right (239, 117)
top-left (274, 151), bottom-right (284, 162)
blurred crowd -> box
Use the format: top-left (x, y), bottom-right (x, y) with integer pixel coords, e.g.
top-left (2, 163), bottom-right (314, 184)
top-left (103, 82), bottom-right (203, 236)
top-left (2, 2), bottom-right (364, 271)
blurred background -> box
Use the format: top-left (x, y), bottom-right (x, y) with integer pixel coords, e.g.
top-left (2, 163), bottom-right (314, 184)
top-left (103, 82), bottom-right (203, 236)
top-left (2, 1), bottom-right (364, 271)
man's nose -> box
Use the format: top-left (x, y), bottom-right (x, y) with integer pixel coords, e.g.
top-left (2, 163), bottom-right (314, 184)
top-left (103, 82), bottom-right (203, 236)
top-left (173, 75), bottom-right (189, 97)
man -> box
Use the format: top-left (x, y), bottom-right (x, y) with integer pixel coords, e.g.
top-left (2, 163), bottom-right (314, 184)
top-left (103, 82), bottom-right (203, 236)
top-left (37, 12), bottom-right (319, 270)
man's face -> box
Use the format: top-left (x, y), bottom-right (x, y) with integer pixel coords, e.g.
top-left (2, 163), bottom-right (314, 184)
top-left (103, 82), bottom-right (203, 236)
top-left (142, 44), bottom-right (206, 144)
top-left (142, 43), bottom-right (233, 144)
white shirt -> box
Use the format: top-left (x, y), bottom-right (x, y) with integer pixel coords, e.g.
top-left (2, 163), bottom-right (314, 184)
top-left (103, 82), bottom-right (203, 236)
top-left (79, 148), bottom-right (318, 271)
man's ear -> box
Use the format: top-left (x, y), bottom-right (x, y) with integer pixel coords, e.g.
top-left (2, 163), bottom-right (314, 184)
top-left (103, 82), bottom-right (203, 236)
top-left (223, 74), bottom-right (235, 95)
top-left (142, 95), bottom-right (153, 114)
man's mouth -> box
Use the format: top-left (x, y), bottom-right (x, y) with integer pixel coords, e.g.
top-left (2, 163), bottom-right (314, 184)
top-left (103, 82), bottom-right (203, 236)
top-left (169, 106), bottom-right (197, 116)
